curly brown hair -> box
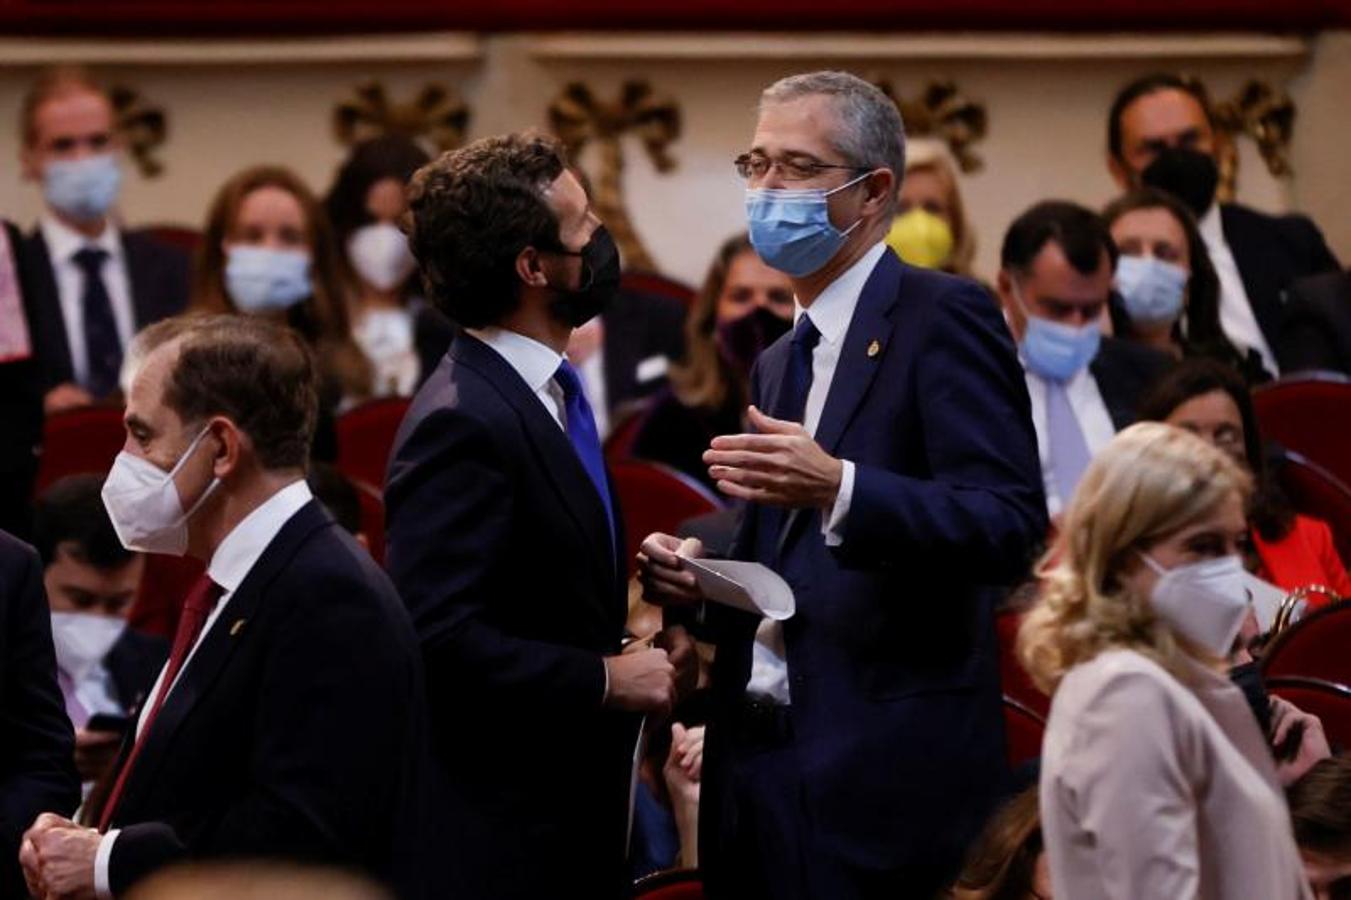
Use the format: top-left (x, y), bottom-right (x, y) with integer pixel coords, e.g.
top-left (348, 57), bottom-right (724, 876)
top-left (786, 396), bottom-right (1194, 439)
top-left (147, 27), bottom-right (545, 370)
top-left (404, 131), bottom-right (567, 328)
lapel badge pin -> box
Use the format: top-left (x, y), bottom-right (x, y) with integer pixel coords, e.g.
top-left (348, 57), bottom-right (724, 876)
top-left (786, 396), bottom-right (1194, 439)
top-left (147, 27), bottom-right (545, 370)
top-left (229, 619), bottom-right (247, 637)
top-left (867, 339), bottom-right (881, 358)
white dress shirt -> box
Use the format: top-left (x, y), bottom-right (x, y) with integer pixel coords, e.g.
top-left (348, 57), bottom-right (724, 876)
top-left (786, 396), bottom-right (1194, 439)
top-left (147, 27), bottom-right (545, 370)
top-left (39, 215), bottom-right (136, 389)
top-left (95, 480), bottom-right (313, 899)
top-left (745, 241), bottom-right (884, 704)
top-left (1198, 205), bottom-right (1279, 376)
top-left (1022, 365), bottom-right (1117, 518)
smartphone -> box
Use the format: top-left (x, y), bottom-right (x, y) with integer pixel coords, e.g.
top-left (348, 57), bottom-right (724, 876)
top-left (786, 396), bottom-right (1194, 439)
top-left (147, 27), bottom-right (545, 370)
top-left (85, 713), bottom-right (131, 735)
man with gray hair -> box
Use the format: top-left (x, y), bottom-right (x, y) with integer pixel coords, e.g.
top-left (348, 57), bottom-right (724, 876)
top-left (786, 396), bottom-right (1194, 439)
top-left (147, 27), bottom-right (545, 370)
top-left (639, 70), bottom-right (1046, 897)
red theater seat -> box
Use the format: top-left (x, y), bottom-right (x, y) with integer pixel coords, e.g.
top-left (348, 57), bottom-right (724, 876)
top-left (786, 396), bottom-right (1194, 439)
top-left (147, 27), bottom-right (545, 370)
top-left (1003, 695), bottom-right (1046, 770)
top-left (1262, 599), bottom-right (1351, 685)
top-left (996, 607), bottom-right (1049, 719)
top-left (1253, 372), bottom-right (1351, 489)
top-left (610, 460), bottom-right (722, 576)
top-left (1266, 676), bottom-right (1351, 750)
top-left (634, 868), bottom-right (704, 899)
top-left (620, 271), bottom-right (696, 309)
top-left (335, 397), bottom-right (411, 489)
top-left (1273, 449), bottom-right (1351, 564)
top-left (351, 478), bottom-right (386, 567)
top-left (129, 554), bottom-right (205, 640)
top-left (34, 405), bottom-right (126, 496)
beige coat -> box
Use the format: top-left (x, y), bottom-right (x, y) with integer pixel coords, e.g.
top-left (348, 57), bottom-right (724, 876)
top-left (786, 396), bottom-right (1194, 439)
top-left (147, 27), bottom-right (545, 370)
top-left (1040, 648), bottom-right (1312, 900)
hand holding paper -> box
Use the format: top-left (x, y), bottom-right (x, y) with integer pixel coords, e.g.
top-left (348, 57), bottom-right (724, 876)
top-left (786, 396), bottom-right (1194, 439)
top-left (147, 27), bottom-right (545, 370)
top-left (637, 533), bottom-right (705, 606)
top-left (677, 556), bottom-right (795, 620)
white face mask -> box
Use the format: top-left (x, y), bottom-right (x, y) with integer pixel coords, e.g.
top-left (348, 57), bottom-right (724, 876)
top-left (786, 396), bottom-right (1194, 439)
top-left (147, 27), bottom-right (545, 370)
top-left (1140, 552), bottom-right (1249, 657)
top-left (101, 426), bottom-right (221, 556)
top-left (50, 611), bottom-right (127, 681)
top-left (347, 223), bottom-right (417, 293)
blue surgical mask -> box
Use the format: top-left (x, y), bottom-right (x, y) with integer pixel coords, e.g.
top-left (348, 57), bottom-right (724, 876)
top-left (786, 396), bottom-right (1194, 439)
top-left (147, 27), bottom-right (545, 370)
top-left (745, 171), bottom-right (871, 277)
top-left (224, 246), bottom-right (312, 313)
top-left (43, 153), bottom-right (122, 223)
top-left (1013, 284), bottom-right (1102, 382)
top-left (1115, 255), bottom-right (1187, 327)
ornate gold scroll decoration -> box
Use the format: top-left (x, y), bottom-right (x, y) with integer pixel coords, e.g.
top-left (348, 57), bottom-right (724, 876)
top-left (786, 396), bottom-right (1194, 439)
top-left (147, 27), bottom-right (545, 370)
top-left (873, 78), bottom-right (988, 174)
top-left (334, 82), bottom-right (471, 153)
top-left (109, 86), bottom-right (167, 178)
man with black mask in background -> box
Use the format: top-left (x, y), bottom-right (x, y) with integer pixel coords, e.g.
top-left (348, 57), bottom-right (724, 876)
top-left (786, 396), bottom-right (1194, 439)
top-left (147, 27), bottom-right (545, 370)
top-left (386, 132), bottom-right (692, 898)
top-left (1106, 73), bottom-right (1340, 378)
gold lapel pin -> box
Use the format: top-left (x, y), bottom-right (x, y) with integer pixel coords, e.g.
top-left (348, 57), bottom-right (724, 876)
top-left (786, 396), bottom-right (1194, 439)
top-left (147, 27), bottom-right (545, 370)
top-left (229, 619), bottom-right (247, 637)
top-left (867, 339), bottom-right (881, 358)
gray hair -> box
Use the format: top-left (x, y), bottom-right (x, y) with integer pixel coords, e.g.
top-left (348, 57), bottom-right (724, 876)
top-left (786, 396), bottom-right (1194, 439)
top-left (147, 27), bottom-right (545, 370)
top-left (759, 71), bottom-right (906, 210)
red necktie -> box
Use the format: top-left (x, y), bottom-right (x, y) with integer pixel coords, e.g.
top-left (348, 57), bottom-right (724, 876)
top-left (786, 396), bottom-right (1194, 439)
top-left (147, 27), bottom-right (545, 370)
top-left (98, 574), bottom-right (224, 832)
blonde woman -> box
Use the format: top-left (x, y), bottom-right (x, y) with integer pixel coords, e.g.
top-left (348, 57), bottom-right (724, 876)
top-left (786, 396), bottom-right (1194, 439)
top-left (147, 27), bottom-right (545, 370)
top-left (1019, 422), bottom-right (1311, 899)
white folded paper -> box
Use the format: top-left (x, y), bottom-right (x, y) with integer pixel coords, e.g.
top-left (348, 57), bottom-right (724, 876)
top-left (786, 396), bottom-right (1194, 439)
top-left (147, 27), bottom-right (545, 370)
top-left (678, 556), bottom-right (796, 620)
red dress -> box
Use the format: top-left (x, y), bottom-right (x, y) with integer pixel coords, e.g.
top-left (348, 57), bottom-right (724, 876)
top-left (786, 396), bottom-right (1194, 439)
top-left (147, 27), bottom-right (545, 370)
top-left (1252, 514), bottom-right (1351, 608)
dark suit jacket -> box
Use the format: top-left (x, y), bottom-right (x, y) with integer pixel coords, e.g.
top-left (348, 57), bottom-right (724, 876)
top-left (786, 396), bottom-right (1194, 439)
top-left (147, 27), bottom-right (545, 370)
top-left (18, 228), bottom-right (190, 393)
top-left (385, 332), bottom-right (634, 898)
top-left (1277, 269), bottom-right (1351, 375)
top-left (602, 288), bottom-right (687, 417)
top-left (104, 629), bottom-right (169, 717)
top-left (1220, 203), bottom-right (1340, 356)
top-left (1089, 336), bottom-right (1175, 431)
top-left (101, 502), bottom-right (429, 898)
top-left (701, 251), bottom-right (1047, 885)
top-left (0, 532), bottom-right (80, 898)
top-left (0, 222), bottom-right (44, 538)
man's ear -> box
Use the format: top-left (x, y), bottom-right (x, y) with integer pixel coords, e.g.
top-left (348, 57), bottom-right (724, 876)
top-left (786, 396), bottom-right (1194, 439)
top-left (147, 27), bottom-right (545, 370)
top-left (208, 418), bottom-right (245, 480)
top-left (1107, 152), bottom-right (1132, 191)
top-left (514, 246), bottom-right (550, 289)
top-left (862, 169), bottom-right (896, 214)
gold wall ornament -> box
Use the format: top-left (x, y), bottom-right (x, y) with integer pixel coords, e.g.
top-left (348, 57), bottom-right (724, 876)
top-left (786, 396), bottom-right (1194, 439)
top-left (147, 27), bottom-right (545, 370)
top-left (547, 80), bottom-right (681, 273)
top-left (1211, 79), bottom-right (1296, 202)
top-left (109, 86), bottom-right (167, 178)
top-left (333, 82), bottom-right (471, 153)
top-left (873, 77), bottom-right (988, 174)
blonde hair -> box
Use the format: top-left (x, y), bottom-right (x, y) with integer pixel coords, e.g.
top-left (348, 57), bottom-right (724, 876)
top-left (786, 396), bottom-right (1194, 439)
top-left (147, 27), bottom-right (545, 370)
top-left (904, 141), bottom-right (976, 277)
top-left (667, 233), bottom-right (753, 411)
top-left (1017, 422), bottom-right (1251, 694)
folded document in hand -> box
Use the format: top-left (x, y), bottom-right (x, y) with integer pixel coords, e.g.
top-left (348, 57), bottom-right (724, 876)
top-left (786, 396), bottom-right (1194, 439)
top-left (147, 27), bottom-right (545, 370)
top-left (677, 556), bottom-right (795, 620)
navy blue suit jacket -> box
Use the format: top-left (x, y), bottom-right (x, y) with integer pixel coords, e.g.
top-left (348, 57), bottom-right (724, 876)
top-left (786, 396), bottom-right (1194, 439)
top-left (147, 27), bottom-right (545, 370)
top-left (18, 228), bottom-right (189, 393)
top-left (100, 502), bottom-right (429, 898)
top-left (0, 532), bottom-right (80, 897)
top-left (702, 250), bottom-right (1047, 877)
top-left (385, 332), bottom-right (635, 898)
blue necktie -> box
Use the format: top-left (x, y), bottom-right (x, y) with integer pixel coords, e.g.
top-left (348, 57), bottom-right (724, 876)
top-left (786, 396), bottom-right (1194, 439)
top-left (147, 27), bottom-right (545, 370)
top-left (1046, 379), bottom-right (1092, 508)
top-left (772, 314), bottom-right (821, 424)
top-left (554, 360), bottom-right (615, 542)
top-left (72, 246), bottom-right (121, 398)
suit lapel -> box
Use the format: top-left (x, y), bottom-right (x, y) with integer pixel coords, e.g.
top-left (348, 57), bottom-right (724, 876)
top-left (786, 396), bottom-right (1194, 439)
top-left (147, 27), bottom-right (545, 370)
top-left (1220, 205), bottom-right (1283, 350)
top-left (812, 250), bottom-right (902, 456)
top-left (120, 232), bottom-right (157, 329)
top-left (114, 503), bottom-right (331, 816)
top-left (21, 232), bottom-right (74, 383)
top-left (453, 335), bottom-right (615, 588)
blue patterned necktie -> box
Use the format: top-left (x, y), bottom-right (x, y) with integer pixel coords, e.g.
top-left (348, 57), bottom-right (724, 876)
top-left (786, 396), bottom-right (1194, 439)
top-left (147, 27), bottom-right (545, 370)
top-left (553, 360), bottom-right (615, 542)
top-left (72, 246), bottom-right (122, 397)
top-left (1046, 379), bottom-right (1092, 508)
top-left (772, 314), bottom-right (821, 424)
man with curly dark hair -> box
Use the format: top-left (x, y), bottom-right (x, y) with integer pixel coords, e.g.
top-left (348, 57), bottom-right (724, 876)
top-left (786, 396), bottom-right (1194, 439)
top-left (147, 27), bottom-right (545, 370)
top-left (387, 131), bottom-right (691, 898)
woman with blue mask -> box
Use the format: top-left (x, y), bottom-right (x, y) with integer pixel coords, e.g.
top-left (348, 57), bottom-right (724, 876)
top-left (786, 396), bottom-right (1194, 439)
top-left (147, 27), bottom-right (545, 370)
top-left (1104, 188), bottom-right (1269, 385)
top-left (191, 166), bottom-right (371, 457)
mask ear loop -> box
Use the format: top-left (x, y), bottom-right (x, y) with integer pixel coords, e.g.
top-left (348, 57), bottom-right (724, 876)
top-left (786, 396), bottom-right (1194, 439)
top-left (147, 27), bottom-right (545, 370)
top-left (172, 423), bottom-right (224, 524)
top-left (826, 170), bottom-right (877, 238)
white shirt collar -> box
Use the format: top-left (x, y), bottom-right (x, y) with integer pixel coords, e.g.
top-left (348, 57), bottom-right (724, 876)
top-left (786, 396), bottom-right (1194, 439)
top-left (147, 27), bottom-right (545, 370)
top-left (1197, 203), bottom-right (1224, 246)
top-left (207, 479), bottom-right (313, 594)
top-left (39, 214), bottom-right (121, 265)
top-left (794, 241), bottom-right (887, 345)
top-left (465, 325), bottom-right (565, 393)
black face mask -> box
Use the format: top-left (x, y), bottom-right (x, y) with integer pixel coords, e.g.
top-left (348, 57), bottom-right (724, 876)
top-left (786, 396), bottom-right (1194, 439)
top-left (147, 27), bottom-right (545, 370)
top-left (1140, 147), bottom-right (1220, 219)
top-left (548, 225), bottom-right (622, 327)
top-left (716, 306), bottom-right (792, 376)
top-left (1229, 661), bottom-right (1273, 737)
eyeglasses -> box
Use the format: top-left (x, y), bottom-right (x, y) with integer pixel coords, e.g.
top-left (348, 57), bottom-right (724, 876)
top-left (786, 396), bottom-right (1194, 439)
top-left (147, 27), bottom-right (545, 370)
top-left (733, 153), bottom-right (869, 183)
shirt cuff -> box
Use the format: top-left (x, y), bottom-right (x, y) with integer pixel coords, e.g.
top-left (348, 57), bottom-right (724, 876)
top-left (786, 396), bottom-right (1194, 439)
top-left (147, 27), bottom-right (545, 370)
top-left (602, 657), bottom-right (611, 705)
top-left (822, 460), bottom-right (855, 547)
top-left (95, 829), bottom-right (119, 900)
